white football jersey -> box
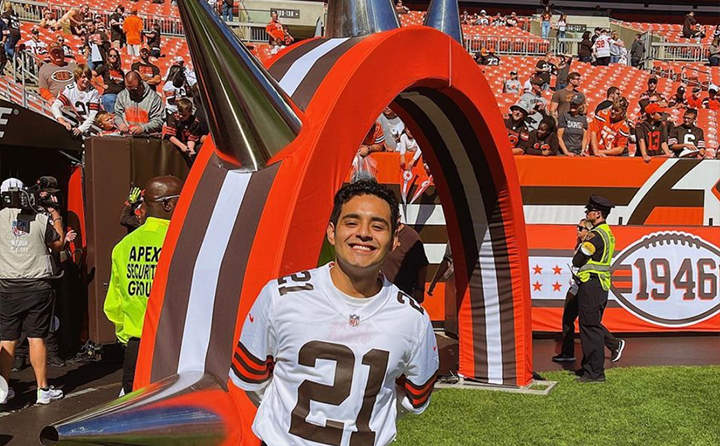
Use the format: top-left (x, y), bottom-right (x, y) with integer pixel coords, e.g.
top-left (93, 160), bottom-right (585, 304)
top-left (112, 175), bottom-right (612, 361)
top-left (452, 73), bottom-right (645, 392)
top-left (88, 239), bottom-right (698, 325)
top-left (54, 82), bottom-right (100, 129)
top-left (229, 263), bottom-right (438, 446)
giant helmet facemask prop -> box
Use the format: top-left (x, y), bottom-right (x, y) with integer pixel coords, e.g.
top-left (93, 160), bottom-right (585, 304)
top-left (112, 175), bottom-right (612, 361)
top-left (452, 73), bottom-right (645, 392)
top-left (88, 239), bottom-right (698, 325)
top-left (40, 0), bottom-right (533, 444)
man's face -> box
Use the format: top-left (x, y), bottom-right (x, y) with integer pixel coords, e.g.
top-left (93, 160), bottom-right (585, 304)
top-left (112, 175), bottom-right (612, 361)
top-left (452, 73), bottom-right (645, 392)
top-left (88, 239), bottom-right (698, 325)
top-left (612, 91), bottom-right (622, 101)
top-left (77, 75), bottom-right (90, 90)
top-left (648, 82), bottom-right (657, 92)
top-left (271, 12), bottom-right (278, 21)
top-left (327, 195), bottom-right (395, 273)
top-left (585, 209), bottom-right (600, 223)
top-left (610, 106), bottom-right (624, 122)
top-left (178, 110), bottom-right (192, 122)
top-left (511, 72), bottom-right (517, 79)
top-left (570, 76), bottom-right (581, 87)
top-left (650, 111), bottom-right (662, 123)
top-left (126, 77), bottom-right (144, 100)
top-left (511, 108), bottom-right (525, 121)
top-left (537, 123), bottom-right (550, 139)
top-left (682, 114), bottom-right (695, 128)
top-left (140, 49), bottom-right (150, 61)
top-left (50, 49), bottom-right (64, 65)
top-left (532, 83), bottom-right (542, 93)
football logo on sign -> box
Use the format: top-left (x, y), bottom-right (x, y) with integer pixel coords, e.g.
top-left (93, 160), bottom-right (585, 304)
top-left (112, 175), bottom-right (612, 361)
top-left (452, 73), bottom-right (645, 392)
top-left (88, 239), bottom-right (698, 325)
top-left (611, 231), bottom-right (720, 327)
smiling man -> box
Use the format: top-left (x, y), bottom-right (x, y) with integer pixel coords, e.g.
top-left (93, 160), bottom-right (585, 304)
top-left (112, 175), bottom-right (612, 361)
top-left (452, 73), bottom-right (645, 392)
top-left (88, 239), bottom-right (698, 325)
top-left (229, 180), bottom-right (438, 446)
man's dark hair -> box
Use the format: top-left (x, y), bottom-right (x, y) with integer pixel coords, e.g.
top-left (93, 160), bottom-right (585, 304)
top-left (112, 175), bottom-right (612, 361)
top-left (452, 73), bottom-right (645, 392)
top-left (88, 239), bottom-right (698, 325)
top-left (330, 180), bottom-right (400, 233)
top-left (606, 86), bottom-right (619, 98)
top-left (685, 108), bottom-right (698, 118)
top-left (539, 116), bottom-right (556, 133)
top-left (568, 72), bottom-right (581, 81)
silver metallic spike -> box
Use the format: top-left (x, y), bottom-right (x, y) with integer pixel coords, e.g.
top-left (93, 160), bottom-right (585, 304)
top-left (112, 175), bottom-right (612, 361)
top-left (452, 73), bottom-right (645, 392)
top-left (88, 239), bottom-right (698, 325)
top-left (325, 0), bottom-right (400, 38)
top-left (177, 0), bottom-right (302, 171)
top-left (39, 372), bottom-right (238, 446)
top-left (423, 0), bottom-right (463, 44)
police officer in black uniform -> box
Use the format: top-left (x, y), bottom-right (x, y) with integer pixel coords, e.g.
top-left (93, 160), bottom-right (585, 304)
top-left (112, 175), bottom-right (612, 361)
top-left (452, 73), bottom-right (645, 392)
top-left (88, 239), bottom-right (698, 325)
top-left (573, 195), bottom-right (623, 383)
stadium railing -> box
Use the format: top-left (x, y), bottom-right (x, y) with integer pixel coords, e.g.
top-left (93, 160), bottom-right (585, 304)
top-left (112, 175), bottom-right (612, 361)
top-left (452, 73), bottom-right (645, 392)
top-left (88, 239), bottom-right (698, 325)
top-left (0, 0), bottom-right (47, 22)
top-left (649, 41), bottom-right (706, 63)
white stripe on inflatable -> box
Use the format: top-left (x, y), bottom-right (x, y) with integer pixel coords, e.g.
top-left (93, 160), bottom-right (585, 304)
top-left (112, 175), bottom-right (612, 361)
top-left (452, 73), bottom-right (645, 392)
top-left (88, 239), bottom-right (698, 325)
top-left (279, 38), bottom-right (350, 96)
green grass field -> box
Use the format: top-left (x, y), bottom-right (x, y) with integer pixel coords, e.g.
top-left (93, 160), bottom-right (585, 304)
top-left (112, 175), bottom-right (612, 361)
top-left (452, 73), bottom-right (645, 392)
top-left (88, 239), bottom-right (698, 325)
top-left (395, 366), bottom-right (720, 446)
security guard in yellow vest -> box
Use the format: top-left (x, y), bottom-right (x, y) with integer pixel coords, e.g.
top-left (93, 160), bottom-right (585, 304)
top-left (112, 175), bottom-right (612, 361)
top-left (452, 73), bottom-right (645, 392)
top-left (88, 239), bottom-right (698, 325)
top-left (572, 195), bottom-right (618, 382)
top-left (104, 176), bottom-right (183, 395)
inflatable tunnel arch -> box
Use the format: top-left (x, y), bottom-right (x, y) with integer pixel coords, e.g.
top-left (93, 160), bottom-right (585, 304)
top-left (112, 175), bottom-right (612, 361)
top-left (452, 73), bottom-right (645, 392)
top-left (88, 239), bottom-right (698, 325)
top-left (40, 1), bottom-right (532, 445)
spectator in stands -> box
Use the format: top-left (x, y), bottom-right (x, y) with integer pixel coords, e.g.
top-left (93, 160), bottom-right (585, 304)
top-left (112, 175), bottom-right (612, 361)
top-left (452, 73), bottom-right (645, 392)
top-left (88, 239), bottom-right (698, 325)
top-left (505, 12), bottom-right (518, 27)
top-left (378, 107), bottom-right (404, 151)
top-left (91, 111), bottom-right (119, 135)
top-left (395, 0), bottom-right (409, 15)
top-left (24, 27), bottom-right (48, 57)
top-left (95, 48), bottom-right (124, 113)
top-left (52, 64), bottom-right (100, 137)
top-left (109, 5), bottom-right (125, 50)
top-left (578, 30), bottom-right (593, 63)
top-left (461, 10), bottom-right (470, 25)
top-left (503, 70), bottom-right (521, 94)
top-left (591, 27), bottom-right (601, 44)
top-left (636, 103), bottom-right (671, 162)
top-left (357, 120), bottom-right (386, 159)
top-left (520, 76), bottom-right (547, 129)
top-left (687, 86), bottom-right (704, 109)
top-left (114, 71), bottom-right (165, 135)
top-left (593, 28), bottom-right (611, 66)
top-left (40, 9), bottom-right (58, 30)
top-left (162, 58), bottom-right (195, 117)
top-left (589, 97), bottom-right (630, 157)
top-left (123, 7), bottom-right (143, 57)
top-left (131, 45), bottom-right (161, 91)
top-left (682, 11), bottom-right (705, 40)
top-left (221, 0), bottom-right (234, 22)
top-left (143, 23), bottom-right (162, 58)
top-left (39, 43), bottom-right (78, 101)
top-left (55, 34), bottom-right (74, 60)
top-left (554, 55), bottom-right (572, 90)
top-left (86, 32), bottom-right (108, 71)
top-left (59, 8), bottom-right (86, 36)
top-left (555, 14), bottom-right (568, 40)
top-left (163, 98), bottom-right (208, 159)
top-left (549, 72), bottom-right (584, 120)
top-left (669, 108), bottom-right (705, 158)
top-left (474, 48), bottom-right (488, 65)
top-left (476, 10), bottom-right (489, 26)
top-left (641, 77), bottom-right (664, 102)
top-left (558, 94), bottom-right (588, 156)
top-left (709, 37), bottom-right (720, 66)
top-left (398, 128), bottom-right (421, 171)
top-left (630, 34), bottom-right (644, 67)
top-left (609, 31), bottom-right (623, 64)
top-left (703, 84), bottom-right (720, 110)
top-left (1, 3), bottom-right (21, 62)
top-left (505, 100), bottom-right (531, 154)
top-left (266, 12), bottom-right (294, 46)
top-left (540, 7), bottom-right (551, 39)
top-left (519, 116), bottom-right (558, 156)
top-left (669, 86), bottom-right (687, 108)
top-left (534, 52), bottom-right (555, 90)
top-left (491, 14), bottom-right (505, 27)
top-left (483, 47), bottom-right (500, 66)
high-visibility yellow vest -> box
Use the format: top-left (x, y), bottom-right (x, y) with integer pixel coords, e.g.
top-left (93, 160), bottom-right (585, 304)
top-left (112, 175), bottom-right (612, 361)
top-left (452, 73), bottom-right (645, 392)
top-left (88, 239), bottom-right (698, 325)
top-left (103, 217), bottom-right (169, 344)
top-left (577, 222), bottom-right (615, 291)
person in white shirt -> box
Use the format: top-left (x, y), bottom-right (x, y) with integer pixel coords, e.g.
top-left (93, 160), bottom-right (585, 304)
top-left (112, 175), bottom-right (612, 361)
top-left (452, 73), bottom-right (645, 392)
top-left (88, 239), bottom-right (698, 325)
top-left (51, 64), bottom-right (100, 137)
top-left (229, 180), bottom-right (439, 446)
top-left (24, 27), bottom-right (48, 56)
top-left (398, 128), bottom-right (422, 171)
top-left (593, 28), bottom-right (612, 66)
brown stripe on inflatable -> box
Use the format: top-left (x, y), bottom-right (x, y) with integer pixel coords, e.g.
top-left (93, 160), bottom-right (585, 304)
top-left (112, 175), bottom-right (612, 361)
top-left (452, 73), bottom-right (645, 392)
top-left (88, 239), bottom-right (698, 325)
top-left (522, 186), bottom-right (638, 206)
top-left (394, 91), bottom-right (489, 382)
top-left (268, 38), bottom-right (328, 82)
top-left (204, 163), bottom-right (281, 381)
top-left (292, 37), bottom-right (364, 110)
top-left (150, 154), bottom-right (228, 383)
top-left (420, 88), bottom-right (517, 385)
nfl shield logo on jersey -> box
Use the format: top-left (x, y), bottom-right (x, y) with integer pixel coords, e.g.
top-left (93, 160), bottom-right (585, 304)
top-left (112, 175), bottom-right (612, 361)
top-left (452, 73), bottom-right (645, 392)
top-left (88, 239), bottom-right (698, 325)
top-left (349, 314), bottom-right (360, 327)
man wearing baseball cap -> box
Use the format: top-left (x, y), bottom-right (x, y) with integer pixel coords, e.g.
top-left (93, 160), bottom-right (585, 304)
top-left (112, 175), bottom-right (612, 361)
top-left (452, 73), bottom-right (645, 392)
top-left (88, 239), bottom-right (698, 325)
top-left (636, 102), bottom-right (671, 162)
top-left (520, 75), bottom-right (548, 130)
top-left (503, 70), bottom-right (521, 94)
top-left (703, 84), bottom-right (720, 110)
top-left (506, 101), bottom-right (530, 154)
top-left (38, 42), bottom-right (78, 102)
top-left (131, 45), bottom-right (161, 91)
top-left (572, 195), bottom-right (621, 383)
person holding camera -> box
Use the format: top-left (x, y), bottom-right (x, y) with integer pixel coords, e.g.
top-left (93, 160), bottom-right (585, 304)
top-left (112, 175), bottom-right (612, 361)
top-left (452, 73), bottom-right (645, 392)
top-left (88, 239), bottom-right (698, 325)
top-left (162, 58), bottom-right (197, 119)
top-left (0, 178), bottom-right (75, 405)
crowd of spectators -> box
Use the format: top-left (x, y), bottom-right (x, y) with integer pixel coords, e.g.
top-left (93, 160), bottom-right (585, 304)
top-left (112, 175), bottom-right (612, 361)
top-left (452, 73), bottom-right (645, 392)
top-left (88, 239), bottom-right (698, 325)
top-left (504, 66), bottom-right (719, 160)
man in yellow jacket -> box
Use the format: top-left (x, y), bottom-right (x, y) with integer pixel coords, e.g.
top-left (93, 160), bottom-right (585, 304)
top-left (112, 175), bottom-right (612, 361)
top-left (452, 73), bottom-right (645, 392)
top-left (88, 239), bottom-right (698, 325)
top-left (104, 176), bottom-right (183, 395)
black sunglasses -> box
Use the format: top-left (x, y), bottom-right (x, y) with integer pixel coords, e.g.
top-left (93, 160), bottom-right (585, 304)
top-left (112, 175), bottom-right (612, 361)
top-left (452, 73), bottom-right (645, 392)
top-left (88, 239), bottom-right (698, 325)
top-left (576, 225), bottom-right (587, 231)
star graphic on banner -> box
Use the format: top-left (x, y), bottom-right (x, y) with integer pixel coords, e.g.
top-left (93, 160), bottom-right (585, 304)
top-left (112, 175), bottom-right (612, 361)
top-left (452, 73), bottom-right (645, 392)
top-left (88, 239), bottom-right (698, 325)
top-left (553, 265), bottom-right (562, 275)
top-left (533, 265), bottom-right (543, 275)
top-left (552, 282), bottom-right (562, 292)
top-left (533, 281), bottom-right (543, 291)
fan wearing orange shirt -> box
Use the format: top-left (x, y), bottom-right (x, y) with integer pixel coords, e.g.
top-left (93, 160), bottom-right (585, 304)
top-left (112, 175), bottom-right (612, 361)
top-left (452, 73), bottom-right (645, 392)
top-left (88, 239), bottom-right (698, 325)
top-left (123, 7), bottom-right (144, 57)
top-left (589, 97), bottom-right (630, 157)
top-left (266, 12), bottom-right (293, 45)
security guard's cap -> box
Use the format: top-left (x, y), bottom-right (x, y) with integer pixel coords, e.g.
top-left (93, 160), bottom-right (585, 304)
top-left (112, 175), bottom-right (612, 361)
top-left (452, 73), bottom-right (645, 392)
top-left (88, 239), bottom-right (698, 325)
top-left (585, 195), bottom-right (615, 213)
